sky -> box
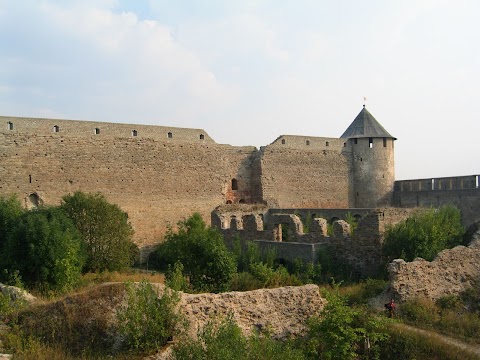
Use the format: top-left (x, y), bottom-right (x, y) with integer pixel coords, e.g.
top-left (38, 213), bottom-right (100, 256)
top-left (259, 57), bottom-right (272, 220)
top-left (0, 0), bottom-right (479, 180)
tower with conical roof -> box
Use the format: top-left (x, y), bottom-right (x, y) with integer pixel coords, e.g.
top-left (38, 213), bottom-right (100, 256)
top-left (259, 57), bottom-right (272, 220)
top-left (341, 106), bottom-right (396, 207)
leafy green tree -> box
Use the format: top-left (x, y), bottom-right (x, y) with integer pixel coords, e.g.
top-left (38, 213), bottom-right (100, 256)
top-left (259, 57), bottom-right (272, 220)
top-left (61, 191), bottom-right (135, 272)
top-left (383, 205), bottom-right (464, 262)
top-left (0, 195), bottom-right (25, 253)
top-left (2, 207), bottom-right (85, 291)
top-left (155, 213), bottom-right (236, 293)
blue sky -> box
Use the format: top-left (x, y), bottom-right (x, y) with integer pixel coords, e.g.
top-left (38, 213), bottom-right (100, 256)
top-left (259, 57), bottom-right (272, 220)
top-left (1, 0), bottom-right (479, 179)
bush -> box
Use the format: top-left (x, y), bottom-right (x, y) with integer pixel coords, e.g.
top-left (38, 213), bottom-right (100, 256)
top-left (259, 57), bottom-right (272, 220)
top-left (173, 314), bottom-right (305, 360)
top-left (61, 191), bottom-right (136, 272)
top-left (305, 289), bottom-right (388, 360)
top-left (154, 213), bottom-right (236, 293)
top-left (117, 280), bottom-right (184, 352)
top-left (2, 207), bottom-right (85, 292)
top-left (383, 205), bottom-right (464, 262)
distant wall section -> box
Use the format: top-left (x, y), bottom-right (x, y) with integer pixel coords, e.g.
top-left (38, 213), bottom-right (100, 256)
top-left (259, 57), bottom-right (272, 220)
top-left (259, 136), bottom-right (351, 208)
top-left (393, 175), bottom-right (480, 226)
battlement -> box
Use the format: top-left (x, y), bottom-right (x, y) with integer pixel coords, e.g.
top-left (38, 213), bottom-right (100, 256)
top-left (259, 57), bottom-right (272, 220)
top-left (395, 175), bottom-right (479, 191)
top-left (1, 115), bottom-right (215, 144)
top-left (267, 135), bottom-right (348, 152)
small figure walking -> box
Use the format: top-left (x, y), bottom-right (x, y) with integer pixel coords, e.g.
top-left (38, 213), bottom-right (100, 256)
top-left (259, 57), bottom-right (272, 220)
top-left (384, 299), bottom-right (396, 318)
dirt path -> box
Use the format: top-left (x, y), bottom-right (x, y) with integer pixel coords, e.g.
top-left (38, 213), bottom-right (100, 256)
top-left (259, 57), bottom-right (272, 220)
top-left (393, 322), bottom-right (480, 358)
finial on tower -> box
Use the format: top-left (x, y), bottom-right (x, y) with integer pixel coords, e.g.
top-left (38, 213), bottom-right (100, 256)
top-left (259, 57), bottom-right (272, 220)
top-left (363, 96), bottom-right (367, 108)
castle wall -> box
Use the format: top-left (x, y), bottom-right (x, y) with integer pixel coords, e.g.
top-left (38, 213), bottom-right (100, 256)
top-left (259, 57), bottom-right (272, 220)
top-left (393, 175), bottom-right (480, 226)
top-left (0, 120), bottom-right (261, 251)
top-left (213, 207), bottom-right (414, 278)
top-left (259, 136), bottom-right (351, 208)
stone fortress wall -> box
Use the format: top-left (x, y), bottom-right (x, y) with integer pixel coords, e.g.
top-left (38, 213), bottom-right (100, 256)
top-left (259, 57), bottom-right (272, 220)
top-left (394, 175), bottom-right (480, 226)
top-left (212, 206), bottom-right (415, 276)
top-left (1, 112), bottom-right (480, 263)
top-left (0, 115), bottom-right (356, 251)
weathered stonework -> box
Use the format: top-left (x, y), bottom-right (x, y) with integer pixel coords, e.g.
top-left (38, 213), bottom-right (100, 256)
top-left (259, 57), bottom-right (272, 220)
top-left (386, 228), bottom-right (480, 302)
top-left (214, 207), bottom-right (416, 277)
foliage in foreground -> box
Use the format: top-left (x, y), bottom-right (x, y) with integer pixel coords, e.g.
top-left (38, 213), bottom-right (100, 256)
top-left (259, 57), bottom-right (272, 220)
top-left (304, 289), bottom-right (389, 360)
top-left (117, 280), bottom-right (184, 352)
top-left (61, 191), bottom-right (137, 272)
top-left (383, 205), bottom-right (464, 262)
top-left (173, 314), bottom-right (305, 360)
top-left (399, 291), bottom-right (480, 344)
top-left (154, 213), bottom-right (236, 292)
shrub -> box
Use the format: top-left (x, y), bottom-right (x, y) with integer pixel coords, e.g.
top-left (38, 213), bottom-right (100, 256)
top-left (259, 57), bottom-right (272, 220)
top-left (165, 261), bottom-right (190, 292)
top-left (2, 207), bottom-right (85, 292)
top-left (383, 205), bottom-right (464, 262)
top-left (341, 279), bottom-right (388, 305)
top-left (117, 280), bottom-right (184, 352)
top-left (305, 289), bottom-right (388, 360)
top-left (173, 314), bottom-right (305, 360)
top-left (61, 191), bottom-right (136, 272)
top-left (154, 213), bottom-right (236, 293)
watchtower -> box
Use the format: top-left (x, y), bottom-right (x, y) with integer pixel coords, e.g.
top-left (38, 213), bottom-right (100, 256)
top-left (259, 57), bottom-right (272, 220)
top-left (341, 106), bottom-right (396, 207)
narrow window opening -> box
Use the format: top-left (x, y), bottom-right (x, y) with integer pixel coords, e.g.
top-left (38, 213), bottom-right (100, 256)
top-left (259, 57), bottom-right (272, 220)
top-left (369, 137), bottom-right (373, 148)
top-left (306, 140), bottom-right (310, 146)
top-left (354, 138), bottom-right (358, 144)
top-left (167, 132), bottom-right (173, 139)
top-left (326, 141), bottom-right (329, 147)
top-left (239, 199), bottom-right (246, 204)
top-left (29, 175), bottom-right (32, 183)
top-left (356, 192), bottom-right (359, 196)
top-left (132, 129), bottom-right (138, 137)
top-left (53, 125), bottom-right (60, 133)
top-left (281, 139), bottom-right (286, 144)
top-left (383, 137), bottom-right (387, 147)
top-left (7, 122), bottom-right (13, 130)
top-left (95, 128), bottom-right (100, 135)
top-left (200, 134), bottom-right (205, 140)
top-left (231, 178), bottom-right (238, 190)
top-left (343, 142), bottom-right (347, 147)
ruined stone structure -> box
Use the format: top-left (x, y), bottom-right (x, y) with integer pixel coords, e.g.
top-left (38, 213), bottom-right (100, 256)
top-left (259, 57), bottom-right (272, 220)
top-left (384, 227), bottom-right (480, 302)
top-left (1, 107), bottom-right (479, 261)
top-left (212, 206), bottom-right (415, 276)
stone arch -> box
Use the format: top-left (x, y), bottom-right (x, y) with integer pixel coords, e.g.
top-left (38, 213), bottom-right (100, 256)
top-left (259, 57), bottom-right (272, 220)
top-left (28, 193), bottom-right (42, 209)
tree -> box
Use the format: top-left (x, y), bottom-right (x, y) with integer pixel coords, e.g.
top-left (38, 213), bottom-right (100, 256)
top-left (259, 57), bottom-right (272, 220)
top-left (2, 207), bottom-right (85, 291)
top-left (61, 191), bottom-right (135, 272)
top-left (0, 195), bottom-right (25, 253)
top-left (154, 213), bottom-right (236, 293)
top-left (383, 205), bottom-right (464, 262)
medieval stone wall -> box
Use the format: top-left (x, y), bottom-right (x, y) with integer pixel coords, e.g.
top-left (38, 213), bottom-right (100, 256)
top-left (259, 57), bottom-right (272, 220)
top-left (0, 129), bottom-right (259, 252)
top-left (259, 138), bottom-right (351, 208)
top-left (393, 176), bottom-right (480, 226)
top-left (387, 230), bottom-right (480, 302)
top-left (213, 207), bottom-right (414, 277)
